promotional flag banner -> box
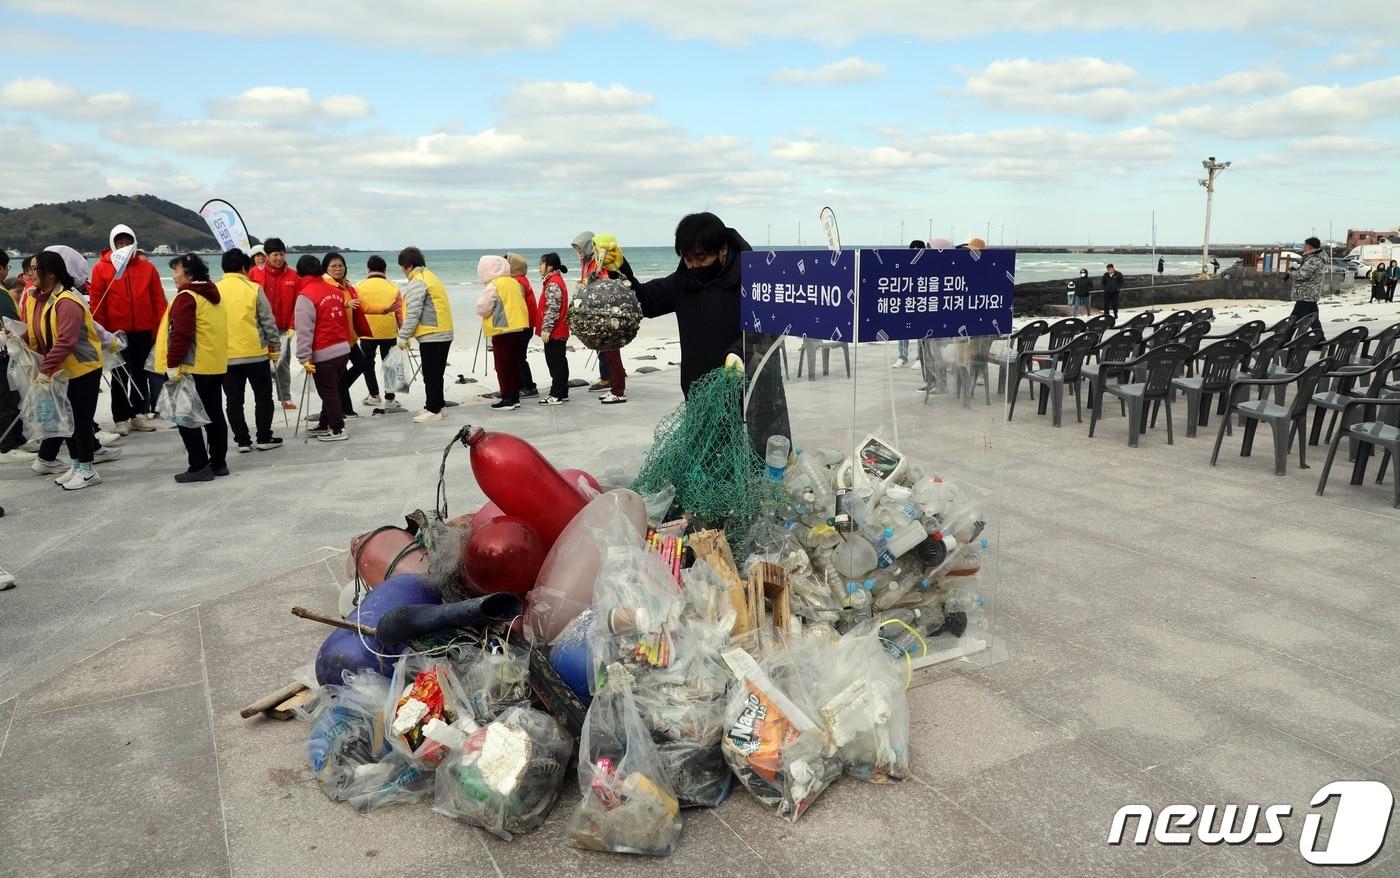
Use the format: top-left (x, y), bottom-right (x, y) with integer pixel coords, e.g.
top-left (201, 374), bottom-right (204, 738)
top-left (199, 199), bottom-right (252, 253)
top-left (110, 244), bottom-right (136, 281)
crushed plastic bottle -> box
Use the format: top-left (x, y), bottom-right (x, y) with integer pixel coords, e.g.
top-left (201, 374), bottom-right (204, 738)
top-left (876, 520), bottom-right (927, 569)
top-left (765, 435), bottom-right (791, 482)
top-left (944, 587), bottom-right (987, 634)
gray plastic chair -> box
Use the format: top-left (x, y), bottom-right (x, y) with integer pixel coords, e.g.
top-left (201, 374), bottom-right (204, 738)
top-left (1142, 320), bottom-right (1182, 352)
top-left (1264, 314), bottom-right (1295, 337)
top-left (1204, 320), bottom-right (1265, 346)
top-left (1307, 351), bottom-right (1400, 448)
top-left (1176, 321), bottom-right (1214, 375)
top-left (1088, 343), bottom-right (1191, 446)
top-left (1084, 314), bottom-right (1116, 335)
top-left (796, 340), bottom-right (850, 380)
top-left (1172, 337), bottom-right (1252, 438)
top-left (1265, 329), bottom-right (1325, 403)
top-left (1123, 312), bottom-right (1154, 331)
top-left (1192, 307), bottom-right (1215, 322)
top-left (955, 336), bottom-right (995, 408)
top-left (1010, 332), bottom-right (1094, 427)
top-left (1082, 328), bottom-right (1143, 417)
top-left (1321, 326), bottom-right (1369, 370)
top-left (1316, 395), bottom-right (1400, 507)
top-left (1360, 322), bottom-right (1400, 364)
top-left (1212, 359), bottom-right (1332, 476)
top-left (994, 320), bottom-right (1047, 398)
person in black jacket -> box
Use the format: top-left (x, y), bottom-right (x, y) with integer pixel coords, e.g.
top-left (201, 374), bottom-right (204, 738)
top-left (632, 212), bottom-right (789, 454)
top-left (1071, 269), bottom-right (1092, 317)
top-left (1101, 263), bottom-right (1124, 319)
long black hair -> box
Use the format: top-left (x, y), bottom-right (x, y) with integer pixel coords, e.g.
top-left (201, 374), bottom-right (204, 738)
top-left (34, 251), bottom-right (75, 290)
top-left (539, 252), bottom-right (569, 274)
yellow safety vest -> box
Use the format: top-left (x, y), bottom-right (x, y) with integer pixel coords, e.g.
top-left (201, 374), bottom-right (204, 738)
top-left (30, 288), bottom-right (103, 379)
top-left (481, 276), bottom-right (530, 337)
top-left (155, 288), bottom-right (229, 375)
top-left (411, 267), bottom-right (454, 338)
top-left (356, 276), bottom-right (401, 340)
top-left (217, 274), bottom-right (267, 361)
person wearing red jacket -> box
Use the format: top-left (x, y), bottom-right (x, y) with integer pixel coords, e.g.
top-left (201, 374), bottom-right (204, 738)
top-left (536, 252), bottom-right (571, 405)
top-left (250, 237), bottom-right (299, 409)
top-left (88, 224), bottom-right (166, 434)
top-left (292, 255), bottom-right (351, 442)
top-left (320, 251), bottom-right (374, 421)
top-left (506, 252), bottom-right (540, 398)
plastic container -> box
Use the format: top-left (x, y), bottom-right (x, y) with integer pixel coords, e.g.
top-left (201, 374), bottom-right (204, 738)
top-left (795, 450), bottom-right (834, 513)
top-left (765, 435), bottom-right (791, 481)
top-left (831, 534), bottom-right (877, 580)
top-left (876, 520), bottom-right (927, 568)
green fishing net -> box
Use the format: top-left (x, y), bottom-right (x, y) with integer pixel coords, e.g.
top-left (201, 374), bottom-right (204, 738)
top-left (631, 368), bottom-right (771, 551)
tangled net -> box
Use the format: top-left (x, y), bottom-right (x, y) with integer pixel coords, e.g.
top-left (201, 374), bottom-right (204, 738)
top-left (631, 368), bottom-right (771, 552)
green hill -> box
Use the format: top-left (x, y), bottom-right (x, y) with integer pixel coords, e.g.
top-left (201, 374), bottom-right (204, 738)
top-left (0, 194), bottom-right (232, 254)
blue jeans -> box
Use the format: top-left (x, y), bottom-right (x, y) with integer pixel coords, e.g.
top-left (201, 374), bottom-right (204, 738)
top-left (897, 339), bottom-right (919, 362)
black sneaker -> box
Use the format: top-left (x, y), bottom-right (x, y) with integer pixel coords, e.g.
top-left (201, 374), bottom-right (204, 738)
top-left (490, 399), bottom-right (520, 411)
top-left (344, 411), bottom-right (361, 421)
top-left (175, 466), bottom-right (215, 483)
top-left (306, 425), bottom-right (331, 437)
top-left (520, 387), bottom-right (540, 399)
top-left (212, 464), bottom-right (230, 477)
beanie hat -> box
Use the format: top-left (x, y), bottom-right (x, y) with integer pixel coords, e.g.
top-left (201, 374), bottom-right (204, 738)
top-left (477, 255), bottom-right (510, 284)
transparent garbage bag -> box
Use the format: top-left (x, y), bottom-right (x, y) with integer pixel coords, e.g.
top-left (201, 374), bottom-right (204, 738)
top-left (156, 376), bottom-right (210, 429)
top-left (101, 330), bottom-right (127, 375)
top-left (305, 671), bottom-right (393, 802)
top-left (566, 666), bottom-right (683, 856)
top-left (585, 515), bottom-right (683, 693)
top-left (381, 345), bottom-right (412, 395)
top-left (450, 637), bottom-right (531, 726)
top-left (20, 372), bottom-right (73, 440)
top-left (433, 705), bottom-right (573, 840)
top-left (383, 654), bottom-right (471, 769)
top-left (811, 633), bottom-right (911, 783)
top-left (344, 754), bottom-right (433, 814)
top-left (4, 322), bottom-right (39, 398)
top-left (719, 632), bottom-right (842, 822)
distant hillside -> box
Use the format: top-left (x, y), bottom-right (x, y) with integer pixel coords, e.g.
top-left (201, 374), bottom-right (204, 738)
top-left (0, 194), bottom-right (237, 254)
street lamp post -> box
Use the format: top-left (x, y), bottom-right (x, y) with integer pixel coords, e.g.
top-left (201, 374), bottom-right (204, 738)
top-left (1198, 156), bottom-right (1230, 276)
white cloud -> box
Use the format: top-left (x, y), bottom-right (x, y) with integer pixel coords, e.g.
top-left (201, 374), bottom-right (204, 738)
top-left (209, 86), bottom-right (372, 121)
top-left (0, 76), bottom-right (150, 120)
top-left (1157, 75), bottom-right (1400, 138)
top-left (771, 57), bottom-right (887, 85)
top-left (504, 82), bottom-right (655, 114)
top-left (959, 58), bottom-right (1290, 121)
top-left (6, 0), bottom-right (1394, 50)
top-left (1287, 135), bottom-right (1399, 156)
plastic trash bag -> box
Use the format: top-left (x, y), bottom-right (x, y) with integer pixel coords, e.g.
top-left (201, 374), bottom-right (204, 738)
top-left (156, 377), bottom-right (210, 429)
top-left (20, 372), bottom-right (73, 440)
top-left (381, 345), bottom-right (411, 395)
top-left (720, 634), bottom-right (842, 822)
top-left (4, 323), bottom-right (39, 398)
top-left (451, 637), bottom-right (531, 726)
top-left (101, 330), bottom-right (127, 375)
top-left (585, 514), bottom-right (683, 693)
top-left (433, 706), bottom-right (573, 840)
top-left (811, 634), bottom-right (910, 783)
top-left (566, 666), bottom-right (683, 856)
top-left (383, 654), bottom-right (471, 768)
top-left (344, 754), bottom-right (433, 814)
top-left (305, 671), bottom-right (392, 802)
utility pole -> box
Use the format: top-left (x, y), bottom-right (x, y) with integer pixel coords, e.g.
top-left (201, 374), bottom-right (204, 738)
top-left (928, 218), bottom-right (932, 241)
top-left (1198, 156), bottom-right (1231, 276)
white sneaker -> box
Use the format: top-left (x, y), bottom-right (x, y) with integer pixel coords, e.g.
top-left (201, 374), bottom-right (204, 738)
top-left (21, 439), bottom-right (41, 453)
top-left (130, 415), bottom-right (157, 432)
top-left (0, 566), bottom-right (14, 590)
top-left (112, 420), bottom-right (132, 436)
top-left (32, 458), bottom-right (67, 476)
top-left (892, 358), bottom-right (907, 368)
top-left (0, 449), bottom-right (36, 463)
top-left (362, 395), bottom-right (383, 406)
top-left (599, 393), bottom-right (627, 405)
top-left (413, 410), bottom-right (444, 423)
top-left (54, 466), bottom-right (78, 486)
top-left (95, 430), bottom-right (123, 446)
top-left (318, 429), bottom-right (349, 442)
top-left (538, 395), bottom-right (567, 406)
top-left (62, 468), bottom-right (101, 491)
top-left (385, 399), bottom-right (404, 412)
top-left (92, 446), bottom-right (123, 464)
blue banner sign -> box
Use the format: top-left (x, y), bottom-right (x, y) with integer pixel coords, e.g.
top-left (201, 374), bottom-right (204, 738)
top-left (740, 249), bottom-right (855, 341)
top-left (858, 247), bottom-right (1015, 341)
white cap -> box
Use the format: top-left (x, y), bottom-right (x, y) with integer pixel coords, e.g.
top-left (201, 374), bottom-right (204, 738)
top-left (250, 244), bottom-right (265, 256)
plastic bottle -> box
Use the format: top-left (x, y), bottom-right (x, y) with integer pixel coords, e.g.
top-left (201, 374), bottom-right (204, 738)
top-left (847, 580), bottom-right (872, 613)
top-left (876, 520), bottom-right (928, 568)
top-left (838, 490), bottom-right (885, 544)
top-left (796, 450), bottom-right (835, 513)
top-left (944, 587), bottom-right (988, 633)
top-left (764, 435), bottom-right (791, 481)
top-left (831, 533), bottom-right (877, 580)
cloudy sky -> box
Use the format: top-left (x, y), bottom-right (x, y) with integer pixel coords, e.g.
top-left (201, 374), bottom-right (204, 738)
top-left (2, 1), bottom-right (1397, 249)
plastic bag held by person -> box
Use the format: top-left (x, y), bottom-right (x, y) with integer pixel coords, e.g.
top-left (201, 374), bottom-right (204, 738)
top-left (156, 377), bottom-right (211, 429)
top-left (381, 345), bottom-right (411, 395)
top-left (21, 371), bottom-right (75, 440)
top-left (433, 705), bottom-right (573, 840)
top-left (566, 665), bottom-right (683, 856)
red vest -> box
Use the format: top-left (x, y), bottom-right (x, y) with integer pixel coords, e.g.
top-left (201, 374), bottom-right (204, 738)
top-left (513, 274), bottom-right (541, 334)
top-left (298, 276), bottom-right (349, 352)
top-left (257, 263), bottom-right (299, 330)
top-left (542, 272), bottom-right (570, 342)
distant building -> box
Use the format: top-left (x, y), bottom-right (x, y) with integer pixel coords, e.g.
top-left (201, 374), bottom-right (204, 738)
top-left (1346, 227), bottom-right (1399, 250)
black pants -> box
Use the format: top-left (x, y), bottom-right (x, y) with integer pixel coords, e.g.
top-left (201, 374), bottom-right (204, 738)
top-left (418, 340), bottom-right (450, 413)
top-left (1103, 292), bottom-right (1119, 318)
top-left (310, 354), bottom-right (348, 432)
top-left (223, 361), bottom-right (274, 446)
top-left (179, 373), bottom-right (228, 471)
top-left (543, 339), bottom-right (569, 399)
top-left (518, 334), bottom-right (536, 392)
top-left (599, 352), bottom-right (610, 381)
top-left (359, 339), bottom-right (396, 400)
top-left (339, 343), bottom-right (371, 414)
top-left (0, 353), bottom-right (25, 452)
top-left (39, 369), bottom-right (101, 465)
top-left (111, 330), bottom-right (154, 422)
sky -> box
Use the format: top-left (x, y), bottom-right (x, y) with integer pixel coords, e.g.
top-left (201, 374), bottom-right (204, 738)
top-left (1, 0), bottom-right (1398, 250)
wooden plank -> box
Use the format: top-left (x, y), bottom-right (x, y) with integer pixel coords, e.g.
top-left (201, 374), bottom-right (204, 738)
top-left (688, 530), bottom-right (749, 636)
top-left (238, 681), bottom-right (309, 719)
top-left (267, 688), bottom-right (315, 721)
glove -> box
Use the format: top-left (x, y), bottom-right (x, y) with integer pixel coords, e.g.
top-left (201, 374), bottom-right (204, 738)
top-left (302, 361), bottom-right (316, 375)
top-left (268, 347), bottom-right (280, 363)
top-left (165, 367), bottom-right (186, 382)
top-left (34, 372), bottom-right (53, 387)
top-left (105, 340), bottom-right (122, 353)
top-left (283, 328), bottom-right (295, 338)
top-left (724, 353), bottom-right (744, 372)
top-left (398, 340), bottom-right (412, 351)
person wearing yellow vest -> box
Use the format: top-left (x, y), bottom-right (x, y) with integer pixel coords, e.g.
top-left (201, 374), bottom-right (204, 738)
top-left (156, 254), bottom-right (230, 483)
top-left (474, 255), bottom-right (530, 411)
top-left (217, 249), bottom-right (282, 454)
top-left (396, 246), bottom-right (454, 423)
top-left (25, 251), bottom-right (106, 491)
top-left (355, 254), bottom-right (404, 411)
